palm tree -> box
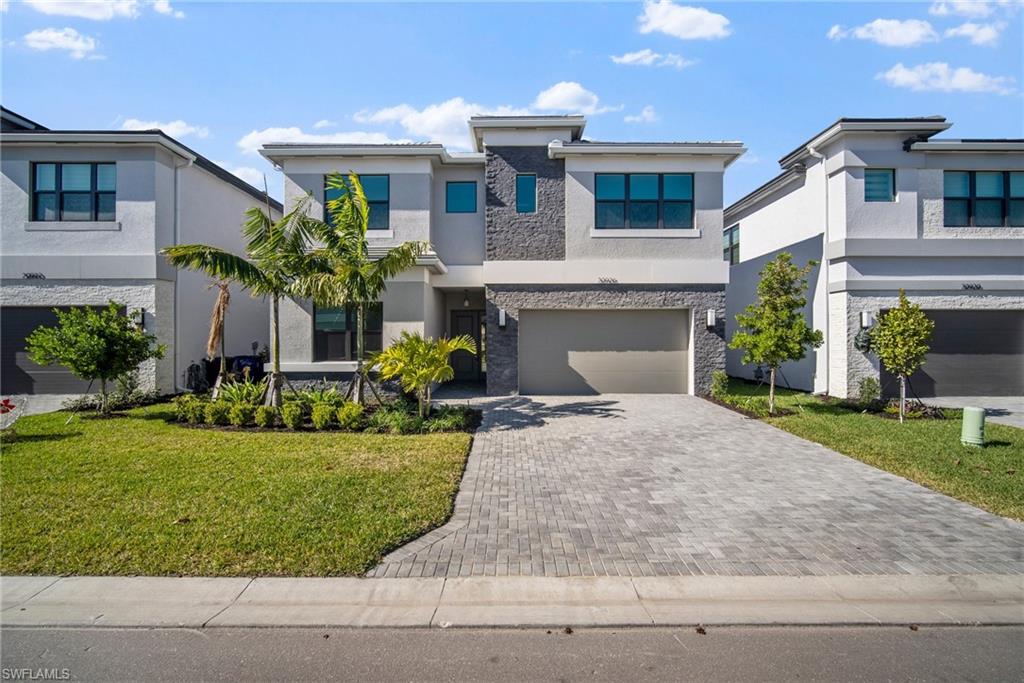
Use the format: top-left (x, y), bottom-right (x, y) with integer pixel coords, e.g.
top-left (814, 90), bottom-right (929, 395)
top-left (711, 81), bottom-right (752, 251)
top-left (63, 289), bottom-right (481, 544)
top-left (206, 280), bottom-right (231, 399)
top-left (162, 196), bottom-right (316, 406)
top-left (373, 332), bottom-right (477, 418)
top-left (291, 172), bottom-right (428, 404)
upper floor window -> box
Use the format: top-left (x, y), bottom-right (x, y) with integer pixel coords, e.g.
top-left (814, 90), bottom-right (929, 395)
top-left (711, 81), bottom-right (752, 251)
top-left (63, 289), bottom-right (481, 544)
top-left (944, 171), bottom-right (1024, 227)
top-left (864, 169), bottom-right (895, 202)
top-left (516, 174), bottom-right (536, 213)
top-left (723, 224), bottom-right (740, 265)
top-left (32, 162), bottom-right (115, 222)
top-left (595, 173), bottom-right (693, 229)
top-left (325, 174), bottom-right (389, 229)
top-left (314, 302), bottom-right (383, 362)
top-left (446, 181), bottom-right (477, 213)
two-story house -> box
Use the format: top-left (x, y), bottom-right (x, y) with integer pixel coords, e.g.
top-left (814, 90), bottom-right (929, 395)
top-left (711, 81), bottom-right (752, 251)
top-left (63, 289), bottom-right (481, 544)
top-left (261, 115), bottom-right (745, 396)
top-left (0, 107), bottom-right (283, 397)
top-left (724, 117), bottom-right (1023, 398)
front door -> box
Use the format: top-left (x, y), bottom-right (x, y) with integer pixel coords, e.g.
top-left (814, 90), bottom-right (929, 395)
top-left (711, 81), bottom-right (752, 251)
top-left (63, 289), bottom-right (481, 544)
top-left (451, 310), bottom-right (483, 381)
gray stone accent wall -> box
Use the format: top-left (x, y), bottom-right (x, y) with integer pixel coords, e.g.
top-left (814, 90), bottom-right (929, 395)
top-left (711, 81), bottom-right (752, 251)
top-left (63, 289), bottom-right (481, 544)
top-left (485, 284), bottom-right (725, 396)
top-left (485, 147), bottom-right (565, 261)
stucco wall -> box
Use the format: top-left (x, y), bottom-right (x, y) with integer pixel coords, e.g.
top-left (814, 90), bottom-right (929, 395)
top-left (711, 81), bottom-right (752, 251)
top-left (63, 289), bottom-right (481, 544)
top-left (485, 284), bottom-right (725, 396)
top-left (485, 146), bottom-right (565, 261)
top-left (431, 166), bottom-right (485, 265)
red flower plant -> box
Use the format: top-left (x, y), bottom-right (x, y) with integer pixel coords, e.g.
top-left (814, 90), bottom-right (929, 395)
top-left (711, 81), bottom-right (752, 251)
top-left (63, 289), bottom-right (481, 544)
top-left (0, 398), bottom-right (15, 415)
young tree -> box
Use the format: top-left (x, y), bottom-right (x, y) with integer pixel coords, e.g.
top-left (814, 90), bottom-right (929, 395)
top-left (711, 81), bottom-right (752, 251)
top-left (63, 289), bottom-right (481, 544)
top-left (26, 302), bottom-right (166, 415)
top-left (291, 172), bottom-right (428, 404)
top-left (729, 252), bottom-right (823, 414)
top-left (869, 289), bottom-right (934, 423)
top-left (372, 332), bottom-right (477, 418)
top-left (162, 197), bottom-right (317, 407)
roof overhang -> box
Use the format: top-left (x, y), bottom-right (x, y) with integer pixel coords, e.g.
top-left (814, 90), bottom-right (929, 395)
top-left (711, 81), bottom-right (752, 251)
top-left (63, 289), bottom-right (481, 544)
top-left (0, 131), bottom-right (197, 162)
top-left (909, 140), bottom-right (1024, 153)
top-left (548, 140), bottom-right (747, 166)
top-left (779, 118), bottom-right (951, 169)
top-left (468, 116), bottom-right (586, 152)
top-left (260, 144), bottom-right (483, 166)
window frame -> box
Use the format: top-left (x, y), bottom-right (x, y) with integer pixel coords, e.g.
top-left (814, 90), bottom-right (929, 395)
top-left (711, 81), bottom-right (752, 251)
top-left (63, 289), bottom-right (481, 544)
top-left (944, 170), bottom-right (1023, 228)
top-left (445, 181), bottom-right (477, 214)
top-left (864, 168), bottom-right (895, 203)
top-left (723, 224), bottom-right (740, 265)
top-left (313, 302), bottom-right (384, 362)
top-left (324, 174), bottom-right (390, 230)
top-left (594, 173), bottom-right (694, 230)
top-left (515, 173), bottom-right (537, 214)
top-left (30, 162), bottom-right (116, 222)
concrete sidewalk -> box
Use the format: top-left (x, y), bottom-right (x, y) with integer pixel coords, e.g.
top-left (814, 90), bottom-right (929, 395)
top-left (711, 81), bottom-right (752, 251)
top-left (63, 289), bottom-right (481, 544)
top-left (3, 575), bottom-right (1021, 629)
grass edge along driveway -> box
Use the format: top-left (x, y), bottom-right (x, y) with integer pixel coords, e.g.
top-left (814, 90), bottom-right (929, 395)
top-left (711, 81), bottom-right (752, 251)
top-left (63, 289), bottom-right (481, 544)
top-left (713, 379), bottom-right (1024, 522)
top-left (0, 404), bottom-right (473, 576)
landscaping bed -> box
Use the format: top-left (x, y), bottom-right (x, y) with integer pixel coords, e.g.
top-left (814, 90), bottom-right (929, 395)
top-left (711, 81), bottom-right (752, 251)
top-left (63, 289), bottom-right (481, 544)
top-left (0, 403), bottom-right (474, 576)
top-left (711, 378), bottom-right (1024, 521)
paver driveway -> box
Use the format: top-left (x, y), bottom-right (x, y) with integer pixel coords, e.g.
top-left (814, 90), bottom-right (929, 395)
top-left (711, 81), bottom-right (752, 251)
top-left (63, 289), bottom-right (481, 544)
top-left (369, 396), bottom-right (1024, 578)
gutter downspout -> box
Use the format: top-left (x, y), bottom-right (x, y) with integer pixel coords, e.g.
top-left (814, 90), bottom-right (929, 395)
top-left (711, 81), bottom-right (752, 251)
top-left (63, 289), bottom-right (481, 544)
top-left (806, 146), bottom-right (830, 396)
top-left (173, 156), bottom-right (194, 392)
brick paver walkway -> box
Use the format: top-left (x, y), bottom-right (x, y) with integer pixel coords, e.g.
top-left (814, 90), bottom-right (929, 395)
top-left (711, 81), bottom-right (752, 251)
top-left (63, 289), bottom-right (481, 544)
top-left (369, 396), bottom-right (1024, 578)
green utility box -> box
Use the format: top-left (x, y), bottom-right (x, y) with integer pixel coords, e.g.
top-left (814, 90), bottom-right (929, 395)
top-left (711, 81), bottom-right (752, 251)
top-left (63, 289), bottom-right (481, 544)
top-left (961, 407), bottom-right (986, 447)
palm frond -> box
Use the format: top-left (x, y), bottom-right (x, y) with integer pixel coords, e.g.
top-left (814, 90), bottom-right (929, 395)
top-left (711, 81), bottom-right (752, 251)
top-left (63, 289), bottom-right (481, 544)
top-left (162, 245), bottom-right (271, 293)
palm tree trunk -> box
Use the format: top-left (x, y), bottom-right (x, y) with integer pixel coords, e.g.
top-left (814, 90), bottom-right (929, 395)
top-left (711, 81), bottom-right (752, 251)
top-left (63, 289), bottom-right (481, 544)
top-left (264, 294), bottom-right (283, 408)
top-left (212, 320), bottom-right (227, 400)
top-left (355, 302), bottom-right (366, 405)
top-left (769, 367), bottom-right (776, 415)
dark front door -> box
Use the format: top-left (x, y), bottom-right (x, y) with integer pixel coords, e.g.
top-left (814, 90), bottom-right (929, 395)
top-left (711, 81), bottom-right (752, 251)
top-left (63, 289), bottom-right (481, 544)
top-left (451, 310), bottom-right (483, 381)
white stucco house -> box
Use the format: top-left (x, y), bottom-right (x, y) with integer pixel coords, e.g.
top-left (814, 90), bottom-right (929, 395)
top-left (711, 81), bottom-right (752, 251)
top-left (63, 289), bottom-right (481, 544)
top-left (0, 107), bottom-right (283, 396)
top-left (724, 117), bottom-right (1023, 398)
top-left (260, 115), bottom-right (745, 396)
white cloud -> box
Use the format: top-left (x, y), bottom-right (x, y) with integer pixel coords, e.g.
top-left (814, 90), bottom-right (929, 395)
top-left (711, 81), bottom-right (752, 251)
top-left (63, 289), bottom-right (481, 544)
top-left (945, 21), bottom-right (1005, 45)
top-left (213, 161), bottom-right (266, 190)
top-left (929, 1), bottom-right (995, 17)
top-left (24, 0), bottom-right (140, 20)
top-left (236, 127), bottom-right (410, 155)
top-left (151, 0), bottom-right (184, 19)
top-left (828, 19), bottom-right (939, 47)
top-left (533, 81), bottom-right (619, 115)
top-left (878, 62), bottom-right (1014, 94)
top-left (121, 118), bottom-right (210, 138)
top-left (610, 48), bottom-right (696, 69)
top-left (24, 27), bottom-right (97, 59)
top-left (313, 119), bottom-right (337, 129)
top-left (624, 105), bottom-right (659, 124)
top-left (638, 0), bottom-right (731, 40)
top-left (354, 98), bottom-right (531, 149)
top-left (1, 1), bottom-right (9, 12)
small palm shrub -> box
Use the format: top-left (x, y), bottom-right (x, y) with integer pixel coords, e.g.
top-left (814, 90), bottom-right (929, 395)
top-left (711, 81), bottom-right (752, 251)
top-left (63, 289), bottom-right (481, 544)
top-left (294, 382), bottom-right (347, 409)
top-left (710, 370), bottom-right (729, 399)
top-left (366, 404), bottom-right (422, 434)
top-left (281, 402), bottom-right (304, 430)
top-left (204, 401), bottom-right (231, 426)
top-left (254, 405), bottom-right (278, 428)
top-left (228, 403), bottom-right (256, 427)
top-left (336, 402), bottom-right (364, 430)
top-left (311, 403), bottom-right (336, 430)
top-left (218, 379), bottom-right (265, 405)
top-left (424, 405), bottom-right (478, 433)
top-left (372, 332), bottom-right (477, 418)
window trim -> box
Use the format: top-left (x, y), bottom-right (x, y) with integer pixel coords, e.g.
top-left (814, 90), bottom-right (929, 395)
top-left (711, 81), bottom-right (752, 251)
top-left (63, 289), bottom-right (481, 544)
top-left (864, 168), bottom-right (895, 203)
top-left (30, 162), bottom-right (116, 222)
top-left (515, 173), bottom-right (537, 214)
top-left (313, 302), bottom-right (384, 362)
top-left (944, 170), bottom-right (1022, 228)
top-left (723, 224), bottom-right (740, 265)
top-left (594, 173), bottom-right (694, 230)
top-left (324, 174), bottom-right (390, 230)
top-left (445, 181), bottom-right (477, 214)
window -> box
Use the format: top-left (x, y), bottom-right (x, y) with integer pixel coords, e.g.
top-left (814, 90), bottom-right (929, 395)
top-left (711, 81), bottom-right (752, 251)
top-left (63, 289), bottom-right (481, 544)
top-left (864, 169), bottom-right (895, 202)
top-left (516, 174), bottom-right (536, 213)
top-left (723, 225), bottom-right (740, 265)
top-left (314, 303), bottom-right (383, 362)
top-left (446, 181), bottom-right (477, 213)
top-left (31, 162), bottom-right (115, 222)
top-left (944, 171), bottom-right (1024, 227)
top-left (325, 175), bottom-right (389, 229)
top-left (594, 173), bottom-right (693, 229)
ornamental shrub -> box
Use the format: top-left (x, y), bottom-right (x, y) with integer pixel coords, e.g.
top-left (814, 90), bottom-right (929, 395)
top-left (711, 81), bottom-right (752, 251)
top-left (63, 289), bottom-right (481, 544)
top-left (228, 403), bottom-right (256, 427)
top-left (710, 370), bottom-right (730, 399)
top-left (281, 402), bottom-right (304, 430)
top-left (336, 402), bottom-right (364, 431)
top-left (311, 403), bottom-right (336, 430)
top-left (204, 401), bottom-right (231, 426)
top-left (254, 405), bottom-right (278, 428)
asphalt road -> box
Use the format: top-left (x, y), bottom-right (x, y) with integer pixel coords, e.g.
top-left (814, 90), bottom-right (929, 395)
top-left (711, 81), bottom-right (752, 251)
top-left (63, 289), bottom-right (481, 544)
top-left (2, 626), bottom-right (1022, 682)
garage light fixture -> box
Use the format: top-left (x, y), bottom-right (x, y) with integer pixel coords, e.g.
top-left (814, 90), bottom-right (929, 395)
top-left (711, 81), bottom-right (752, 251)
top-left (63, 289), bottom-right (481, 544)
top-left (860, 311), bottom-right (874, 329)
top-left (132, 308), bottom-right (146, 332)
top-left (498, 308), bottom-right (507, 329)
top-left (706, 309), bottom-right (716, 329)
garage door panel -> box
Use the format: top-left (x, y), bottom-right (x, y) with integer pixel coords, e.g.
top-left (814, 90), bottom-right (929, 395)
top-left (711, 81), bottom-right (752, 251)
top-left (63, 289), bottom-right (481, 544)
top-left (1, 307), bottom-right (96, 395)
top-left (519, 310), bottom-right (689, 395)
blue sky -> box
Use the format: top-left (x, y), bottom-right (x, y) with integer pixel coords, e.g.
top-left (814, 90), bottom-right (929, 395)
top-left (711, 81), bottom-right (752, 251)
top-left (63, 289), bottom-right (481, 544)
top-left (3, 0), bottom-right (1022, 203)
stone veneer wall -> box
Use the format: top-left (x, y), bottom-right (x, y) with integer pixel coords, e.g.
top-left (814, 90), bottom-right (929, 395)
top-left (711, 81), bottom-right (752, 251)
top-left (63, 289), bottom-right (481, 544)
top-left (485, 284), bottom-right (726, 396)
top-left (485, 147), bottom-right (565, 261)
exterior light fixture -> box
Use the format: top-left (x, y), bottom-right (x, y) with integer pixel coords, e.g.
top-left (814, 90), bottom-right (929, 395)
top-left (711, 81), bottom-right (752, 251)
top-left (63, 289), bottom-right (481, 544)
top-left (463, 290), bottom-right (470, 308)
top-left (706, 309), bottom-right (716, 329)
top-left (860, 311), bottom-right (874, 329)
top-left (132, 308), bottom-right (146, 332)
top-left (498, 308), bottom-right (507, 329)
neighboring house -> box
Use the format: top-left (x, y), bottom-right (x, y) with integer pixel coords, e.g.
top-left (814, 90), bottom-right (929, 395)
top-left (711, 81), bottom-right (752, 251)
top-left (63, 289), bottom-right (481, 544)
top-left (261, 115), bottom-right (744, 395)
top-left (0, 107), bottom-right (283, 396)
top-left (724, 117), bottom-right (1024, 398)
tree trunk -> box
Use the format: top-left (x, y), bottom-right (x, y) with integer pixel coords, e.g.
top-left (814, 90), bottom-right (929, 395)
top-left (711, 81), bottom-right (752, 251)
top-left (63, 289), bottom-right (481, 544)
top-left (355, 302), bottom-right (366, 405)
top-left (263, 295), bottom-right (283, 408)
top-left (899, 375), bottom-right (906, 424)
top-left (212, 322), bottom-right (228, 400)
top-left (768, 367), bottom-right (776, 415)
top-left (99, 378), bottom-right (108, 416)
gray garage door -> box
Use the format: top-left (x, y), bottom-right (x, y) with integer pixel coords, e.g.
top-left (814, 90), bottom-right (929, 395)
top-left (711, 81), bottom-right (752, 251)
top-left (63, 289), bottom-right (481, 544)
top-left (518, 309), bottom-right (689, 395)
top-left (881, 309), bottom-right (1024, 397)
top-left (1, 307), bottom-right (96, 394)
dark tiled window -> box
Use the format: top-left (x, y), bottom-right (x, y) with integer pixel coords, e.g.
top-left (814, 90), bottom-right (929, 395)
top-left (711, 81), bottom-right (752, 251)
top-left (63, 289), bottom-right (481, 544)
top-left (595, 173), bottom-right (693, 229)
top-left (515, 174), bottom-right (536, 213)
top-left (325, 175), bottom-right (389, 229)
top-left (944, 171), bottom-right (1023, 227)
top-left (313, 303), bottom-right (383, 361)
top-left (723, 224), bottom-right (740, 265)
top-left (864, 169), bottom-right (895, 202)
top-left (32, 162), bottom-right (115, 222)
top-left (446, 181), bottom-right (477, 213)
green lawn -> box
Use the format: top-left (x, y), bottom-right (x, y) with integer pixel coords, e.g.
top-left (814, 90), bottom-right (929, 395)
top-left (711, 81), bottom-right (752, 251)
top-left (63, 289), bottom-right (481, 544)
top-left (714, 379), bottom-right (1024, 521)
top-left (0, 404), bottom-right (472, 576)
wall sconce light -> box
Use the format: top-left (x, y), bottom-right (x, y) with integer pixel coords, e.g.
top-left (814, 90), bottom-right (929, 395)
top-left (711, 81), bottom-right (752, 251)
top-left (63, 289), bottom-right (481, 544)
top-left (706, 309), bottom-right (716, 329)
top-left (860, 311), bottom-right (874, 329)
top-left (498, 308), bottom-right (507, 329)
top-left (131, 308), bottom-right (146, 332)
top-left (463, 290), bottom-right (470, 308)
